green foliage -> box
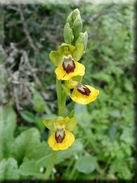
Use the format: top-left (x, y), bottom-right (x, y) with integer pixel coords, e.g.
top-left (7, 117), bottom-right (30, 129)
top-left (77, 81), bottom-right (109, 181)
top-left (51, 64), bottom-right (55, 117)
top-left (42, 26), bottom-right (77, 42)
top-left (31, 88), bottom-right (46, 113)
top-left (20, 111), bottom-right (36, 123)
top-left (56, 140), bottom-right (83, 164)
top-left (76, 155), bottom-right (97, 174)
top-left (0, 106), bottom-right (16, 159)
top-left (11, 128), bottom-right (41, 162)
top-left (0, 158), bottom-right (19, 180)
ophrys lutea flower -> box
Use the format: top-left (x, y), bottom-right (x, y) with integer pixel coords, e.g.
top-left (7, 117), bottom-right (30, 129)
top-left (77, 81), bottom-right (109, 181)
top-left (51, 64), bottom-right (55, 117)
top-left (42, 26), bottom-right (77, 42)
top-left (49, 43), bottom-right (85, 80)
top-left (43, 116), bottom-right (76, 151)
top-left (66, 80), bottom-right (99, 105)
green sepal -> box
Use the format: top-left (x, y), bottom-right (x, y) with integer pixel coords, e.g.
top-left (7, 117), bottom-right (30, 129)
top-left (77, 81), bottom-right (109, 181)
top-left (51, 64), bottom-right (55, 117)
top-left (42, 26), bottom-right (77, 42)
top-left (58, 43), bottom-right (75, 56)
top-left (43, 116), bottom-right (76, 132)
top-left (49, 51), bottom-right (63, 66)
top-left (43, 116), bottom-right (63, 132)
top-left (72, 43), bottom-right (84, 61)
top-left (72, 15), bottom-right (83, 39)
top-left (49, 42), bottom-right (83, 66)
top-left (76, 32), bottom-right (88, 50)
top-left (43, 120), bottom-right (55, 132)
top-left (66, 116), bottom-right (77, 131)
top-left (64, 23), bottom-right (74, 44)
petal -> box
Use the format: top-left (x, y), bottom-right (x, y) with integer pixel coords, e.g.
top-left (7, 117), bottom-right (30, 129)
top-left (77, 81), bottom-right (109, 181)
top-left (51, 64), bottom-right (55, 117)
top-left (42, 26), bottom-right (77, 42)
top-left (71, 85), bottom-right (99, 105)
top-left (55, 61), bottom-right (85, 80)
top-left (48, 133), bottom-right (57, 149)
top-left (48, 130), bottom-right (75, 151)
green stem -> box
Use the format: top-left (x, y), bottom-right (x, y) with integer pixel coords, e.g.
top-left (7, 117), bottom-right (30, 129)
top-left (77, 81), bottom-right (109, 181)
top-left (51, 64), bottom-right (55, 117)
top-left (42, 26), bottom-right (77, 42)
top-left (43, 79), bottom-right (67, 179)
top-left (56, 79), bottom-right (66, 116)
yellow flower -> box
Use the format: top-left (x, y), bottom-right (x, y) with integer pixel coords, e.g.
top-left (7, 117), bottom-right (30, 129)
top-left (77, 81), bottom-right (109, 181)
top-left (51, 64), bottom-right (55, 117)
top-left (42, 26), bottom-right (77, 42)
top-left (66, 80), bottom-right (99, 104)
top-left (49, 43), bottom-right (85, 80)
top-left (43, 116), bottom-right (76, 151)
top-left (55, 55), bottom-right (85, 80)
top-left (48, 129), bottom-right (75, 151)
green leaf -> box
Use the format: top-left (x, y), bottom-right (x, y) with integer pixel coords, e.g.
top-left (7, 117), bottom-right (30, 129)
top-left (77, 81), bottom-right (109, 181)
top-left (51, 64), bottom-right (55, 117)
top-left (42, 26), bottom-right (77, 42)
top-left (11, 128), bottom-right (41, 162)
top-left (19, 159), bottom-right (42, 177)
top-left (26, 141), bottom-right (51, 160)
top-left (43, 114), bottom-right (57, 120)
top-left (74, 104), bottom-right (91, 129)
top-left (0, 106), bottom-right (16, 160)
top-left (109, 158), bottom-right (133, 179)
top-left (32, 90), bottom-right (45, 113)
top-left (76, 32), bottom-right (88, 50)
top-left (124, 80), bottom-right (133, 92)
top-left (0, 158), bottom-right (19, 180)
top-left (19, 151), bottom-right (52, 178)
top-left (76, 155), bottom-right (97, 174)
top-left (64, 23), bottom-right (74, 44)
top-left (72, 43), bottom-right (84, 61)
top-left (92, 72), bottom-right (111, 82)
top-left (19, 142), bottom-right (52, 178)
top-left (120, 127), bottom-right (134, 144)
top-left (20, 110), bottom-right (35, 123)
top-left (56, 139), bottom-right (83, 164)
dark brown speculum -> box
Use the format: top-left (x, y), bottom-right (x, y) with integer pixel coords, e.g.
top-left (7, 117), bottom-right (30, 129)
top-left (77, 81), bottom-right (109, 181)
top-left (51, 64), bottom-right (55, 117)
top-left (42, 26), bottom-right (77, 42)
top-left (55, 128), bottom-right (65, 143)
top-left (77, 84), bottom-right (91, 96)
top-left (62, 56), bottom-right (75, 74)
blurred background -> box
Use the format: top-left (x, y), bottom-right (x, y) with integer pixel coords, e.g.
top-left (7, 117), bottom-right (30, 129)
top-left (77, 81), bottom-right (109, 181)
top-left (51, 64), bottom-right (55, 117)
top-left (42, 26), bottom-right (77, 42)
top-left (0, 3), bottom-right (135, 180)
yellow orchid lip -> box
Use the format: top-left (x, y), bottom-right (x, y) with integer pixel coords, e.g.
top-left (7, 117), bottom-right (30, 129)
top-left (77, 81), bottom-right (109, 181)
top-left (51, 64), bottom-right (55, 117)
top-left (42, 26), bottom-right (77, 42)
top-left (70, 84), bottom-right (99, 105)
top-left (55, 56), bottom-right (85, 80)
top-left (62, 55), bottom-right (76, 74)
top-left (76, 84), bottom-right (91, 96)
top-left (48, 129), bottom-right (75, 151)
top-left (55, 128), bottom-right (65, 143)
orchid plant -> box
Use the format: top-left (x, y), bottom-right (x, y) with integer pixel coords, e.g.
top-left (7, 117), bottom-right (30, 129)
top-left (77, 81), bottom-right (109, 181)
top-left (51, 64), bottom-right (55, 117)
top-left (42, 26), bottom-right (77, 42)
top-left (44, 8), bottom-right (99, 151)
top-left (43, 8), bottom-right (99, 178)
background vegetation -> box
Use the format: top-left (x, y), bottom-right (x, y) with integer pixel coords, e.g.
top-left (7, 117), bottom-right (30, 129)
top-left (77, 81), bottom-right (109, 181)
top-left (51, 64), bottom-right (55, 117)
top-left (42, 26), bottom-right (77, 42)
top-left (0, 3), bottom-right (135, 180)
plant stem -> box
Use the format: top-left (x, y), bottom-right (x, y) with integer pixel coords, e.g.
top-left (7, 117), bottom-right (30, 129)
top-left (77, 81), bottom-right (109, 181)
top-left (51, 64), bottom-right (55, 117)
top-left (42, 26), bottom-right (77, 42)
top-left (56, 79), bottom-right (66, 116)
top-left (43, 79), bottom-right (66, 179)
